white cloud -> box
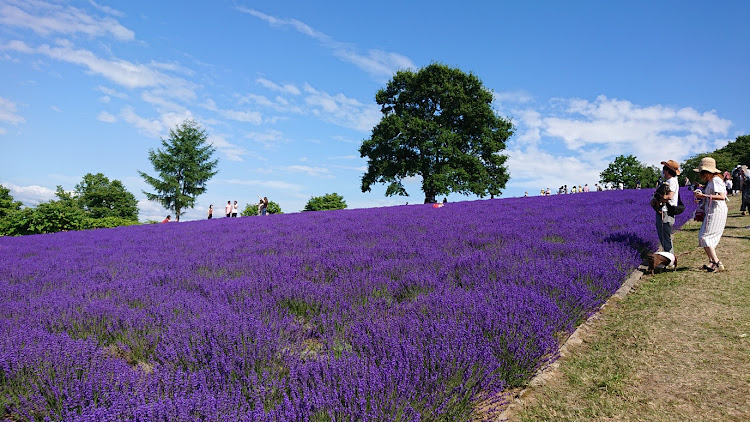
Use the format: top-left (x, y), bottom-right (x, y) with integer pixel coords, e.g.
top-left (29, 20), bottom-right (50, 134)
top-left (219, 178), bottom-right (305, 193)
top-left (0, 96), bottom-right (25, 125)
top-left (119, 107), bottom-right (194, 139)
top-left (2, 40), bottom-right (197, 101)
top-left (494, 90), bottom-right (534, 105)
top-left (244, 129), bottom-right (287, 149)
top-left (221, 109), bottom-right (263, 124)
top-left (509, 95), bottom-right (732, 168)
top-left (256, 78), bottom-right (301, 95)
top-left (1, 182), bottom-right (56, 206)
top-left (88, 1), bottom-right (125, 18)
top-left (208, 133), bottom-right (250, 162)
top-left (302, 84), bottom-right (380, 132)
top-left (0, 0), bottom-right (134, 41)
top-left (97, 110), bottom-right (116, 122)
top-left (96, 85), bottom-right (128, 100)
top-left (286, 165), bottom-right (335, 179)
top-left (505, 146), bottom-right (603, 192)
top-left (240, 8), bottom-right (415, 79)
top-left (502, 94), bottom-right (736, 195)
top-left (137, 198), bottom-right (170, 222)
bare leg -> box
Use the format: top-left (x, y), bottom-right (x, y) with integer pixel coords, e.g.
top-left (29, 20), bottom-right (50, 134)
top-left (704, 246), bottom-right (718, 264)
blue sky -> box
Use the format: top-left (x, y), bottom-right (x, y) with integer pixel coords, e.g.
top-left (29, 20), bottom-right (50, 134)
top-left (1, 0), bottom-right (748, 221)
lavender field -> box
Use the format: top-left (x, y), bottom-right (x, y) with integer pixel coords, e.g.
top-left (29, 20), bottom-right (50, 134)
top-left (0, 189), bottom-right (696, 421)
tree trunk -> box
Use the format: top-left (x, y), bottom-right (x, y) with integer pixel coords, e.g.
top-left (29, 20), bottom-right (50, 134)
top-left (424, 193), bottom-right (436, 203)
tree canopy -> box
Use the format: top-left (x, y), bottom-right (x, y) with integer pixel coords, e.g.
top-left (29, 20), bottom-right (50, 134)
top-left (139, 120), bottom-right (219, 221)
top-left (715, 134), bottom-right (750, 167)
top-left (599, 155), bottom-right (660, 189)
top-left (74, 173), bottom-right (138, 220)
top-left (303, 193), bottom-right (347, 212)
top-left (0, 184), bottom-right (22, 219)
top-left (242, 201), bottom-right (282, 216)
top-left (359, 63), bottom-right (513, 203)
top-left (682, 134), bottom-right (749, 184)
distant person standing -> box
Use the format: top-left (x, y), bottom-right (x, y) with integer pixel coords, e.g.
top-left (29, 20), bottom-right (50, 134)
top-left (583, 184), bottom-right (590, 192)
top-left (225, 201), bottom-right (232, 218)
top-left (257, 195), bottom-right (269, 216)
top-left (161, 215), bottom-right (171, 224)
top-left (741, 165), bottom-right (750, 216)
top-left (732, 165), bottom-right (742, 196)
top-left (693, 157), bottom-right (728, 272)
top-left (232, 200), bottom-right (239, 217)
top-left (207, 205), bottom-right (213, 219)
top-left (654, 160), bottom-right (680, 256)
top-left (618, 182), bottom-right (624, 190)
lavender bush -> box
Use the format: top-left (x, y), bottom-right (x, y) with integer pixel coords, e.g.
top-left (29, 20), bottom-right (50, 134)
top-left (0, 189), bottom-right (695, 421)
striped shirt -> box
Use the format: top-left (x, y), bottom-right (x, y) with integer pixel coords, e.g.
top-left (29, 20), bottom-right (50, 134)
top-left (698, 176), bottom-right (728, 248)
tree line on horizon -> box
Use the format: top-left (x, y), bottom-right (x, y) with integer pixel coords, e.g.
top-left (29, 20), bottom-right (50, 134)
top-left (599, 134), bottom-right (750, 190)
top-left (2, 62), bottom-right (748, 236)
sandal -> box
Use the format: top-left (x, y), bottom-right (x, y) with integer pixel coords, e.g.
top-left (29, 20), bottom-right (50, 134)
top-left (706, 261), bottom-right (726, 272)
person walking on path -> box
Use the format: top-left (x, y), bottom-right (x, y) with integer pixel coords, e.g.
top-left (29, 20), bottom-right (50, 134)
top-left (693, 157), bottom-right (728, 272)
top-left (232, 200), bottom-right (239, 217)
top-left (225, 201), bottom-right (232, 218)
top-left (207, 205), bottom-right (213, 219)
top-left (655, 160), bottom-right (680, 256)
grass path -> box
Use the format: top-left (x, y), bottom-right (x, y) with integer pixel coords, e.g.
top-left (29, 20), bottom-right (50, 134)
top-left (501, 197), bottom-right (750, 421)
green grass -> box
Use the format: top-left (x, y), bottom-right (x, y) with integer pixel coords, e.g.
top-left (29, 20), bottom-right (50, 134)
top-left (505, 201), bottom-right (750, 421)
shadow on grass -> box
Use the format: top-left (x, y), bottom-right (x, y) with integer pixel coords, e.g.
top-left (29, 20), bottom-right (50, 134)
top-left (721, 235), bottom-right (750, 240)
top-left (605, 232), bottom-right (654, 260)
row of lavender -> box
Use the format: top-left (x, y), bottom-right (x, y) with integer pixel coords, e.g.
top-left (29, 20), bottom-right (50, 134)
top-left (0, 189), bottom-right (696, 421)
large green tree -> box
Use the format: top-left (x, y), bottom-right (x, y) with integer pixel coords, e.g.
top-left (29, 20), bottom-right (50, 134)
top-left (303, 193), bottom-right (347, 212)
top-left (360, 63), bottom-right (513, 203)
top-left (0, 184), bottom-right (22, 219)
top-left (74, 173), bottom-right (138, 220)
top-left (599, 155), bottom-right (655, 189)
top-left (139, 120), bottom-right (219, 221)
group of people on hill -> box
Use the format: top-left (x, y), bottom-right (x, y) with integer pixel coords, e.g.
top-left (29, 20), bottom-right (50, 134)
top-left (206, 196), bottom-right (270, 219)
top-left (161, 195), bottom-right (270, 222)
top-left (723, 165), bottom-right (749, 200)
top-left (653, 158), bottom-right (750, 273)
top-left (534, 182), bottom-right (628, 197)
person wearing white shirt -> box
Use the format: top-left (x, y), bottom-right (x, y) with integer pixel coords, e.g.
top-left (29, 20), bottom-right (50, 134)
top-left (656, 160), bottom-right (680, 256)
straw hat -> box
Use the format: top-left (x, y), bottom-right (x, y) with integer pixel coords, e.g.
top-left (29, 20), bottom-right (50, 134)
top-left (692, 157), bottom-right (721, 174)
top-left (660, 160), bottom-right (681, 175)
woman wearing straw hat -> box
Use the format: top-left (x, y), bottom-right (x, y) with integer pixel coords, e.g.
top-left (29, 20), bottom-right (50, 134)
top-left (654, 160), bottom-right (681, 256)
top-left (693, 157), bottom-right (728, 272)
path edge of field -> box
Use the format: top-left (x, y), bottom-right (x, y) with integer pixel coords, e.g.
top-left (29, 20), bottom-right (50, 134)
top-left (495, 264), bottom-right (646, 421)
